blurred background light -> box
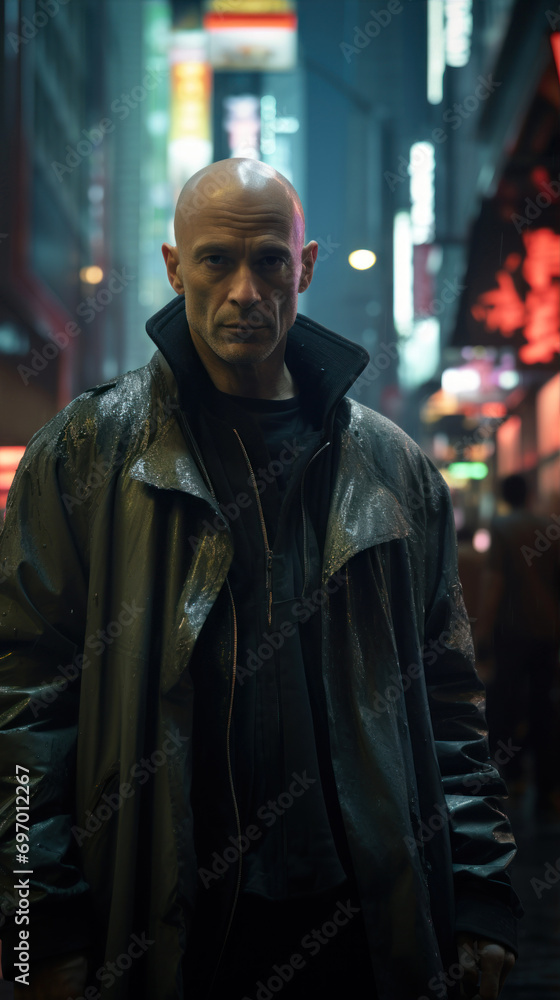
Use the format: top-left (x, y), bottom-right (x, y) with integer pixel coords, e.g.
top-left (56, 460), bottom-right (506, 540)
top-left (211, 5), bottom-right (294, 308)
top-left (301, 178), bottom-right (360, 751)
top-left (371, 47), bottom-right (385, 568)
top-left (448, 461), bottom-right (489, 480)
top-left (79, 266), bottom-right (104, 284)
top-left (348, 249), bottom-right (376, 270)
top-left (442, 367), bottom-right (481, 394)
top-left (497, 370), bottom-right (520, 390)
top-left (472, 527), bottom-right (491, 552)
top-left (445, 0), bottom-right (473, 68)
top-left (427, 0), bottom-right (445, 104)
top-left (393, 212), bottom-right (413, 338)
top-left (409, 142), bottom-right (435, 244)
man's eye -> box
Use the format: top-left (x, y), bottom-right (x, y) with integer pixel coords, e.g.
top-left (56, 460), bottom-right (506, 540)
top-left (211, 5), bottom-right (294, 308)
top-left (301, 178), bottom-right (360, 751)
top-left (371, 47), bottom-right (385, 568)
top-left (261, 256), bottom-right (286, 267)
top-left (202, 255), bottom-right (286, 268)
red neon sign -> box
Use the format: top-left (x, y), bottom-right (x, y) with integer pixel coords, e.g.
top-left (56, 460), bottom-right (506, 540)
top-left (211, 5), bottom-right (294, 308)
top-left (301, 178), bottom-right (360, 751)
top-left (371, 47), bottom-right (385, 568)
top-left (471, 229), bottom-right (560, 364)
top-left (0, 446), bottom-right (26, 514)
top-left (551, 33), bottom-right (560, 81)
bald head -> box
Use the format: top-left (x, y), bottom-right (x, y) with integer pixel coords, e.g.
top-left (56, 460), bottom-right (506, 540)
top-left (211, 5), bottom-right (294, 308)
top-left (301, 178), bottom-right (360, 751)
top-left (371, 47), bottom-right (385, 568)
top-left (174, 158), bottom-right (305, 253)
top-left (161, 156), bottom-right (318, 399)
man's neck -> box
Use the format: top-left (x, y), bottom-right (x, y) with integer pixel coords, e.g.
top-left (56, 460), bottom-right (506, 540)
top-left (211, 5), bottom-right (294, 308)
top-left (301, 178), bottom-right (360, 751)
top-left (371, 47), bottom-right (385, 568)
top-left (215, 368), bottom-right (299, 400)
top-left (191, 339), bottom-right (299, 399)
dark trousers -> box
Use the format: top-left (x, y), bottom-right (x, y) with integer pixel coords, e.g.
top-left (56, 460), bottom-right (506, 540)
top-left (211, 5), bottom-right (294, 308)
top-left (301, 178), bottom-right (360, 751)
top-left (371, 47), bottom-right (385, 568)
top-left (184, 880), bottom-right (378, 999)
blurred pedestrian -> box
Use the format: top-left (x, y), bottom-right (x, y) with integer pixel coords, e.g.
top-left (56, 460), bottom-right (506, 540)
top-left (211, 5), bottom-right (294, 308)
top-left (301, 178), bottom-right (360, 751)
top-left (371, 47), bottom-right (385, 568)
top-left (475, 473), bottom-right (560, 815)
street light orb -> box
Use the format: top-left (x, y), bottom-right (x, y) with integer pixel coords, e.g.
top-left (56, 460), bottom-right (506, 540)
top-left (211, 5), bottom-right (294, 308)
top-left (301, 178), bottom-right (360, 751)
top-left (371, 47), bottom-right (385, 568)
top-left (79, 265), bottom-right (104, 284)
top-left (348, 249), bottom-right (377, 270)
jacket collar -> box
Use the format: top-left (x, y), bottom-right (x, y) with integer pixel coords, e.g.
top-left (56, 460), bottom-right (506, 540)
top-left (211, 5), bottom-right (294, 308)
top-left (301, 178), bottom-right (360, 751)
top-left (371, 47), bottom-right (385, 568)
top-left (134, 296), bottom-right (410, 572)
top-left (144, 293), bottom-right (370, 436)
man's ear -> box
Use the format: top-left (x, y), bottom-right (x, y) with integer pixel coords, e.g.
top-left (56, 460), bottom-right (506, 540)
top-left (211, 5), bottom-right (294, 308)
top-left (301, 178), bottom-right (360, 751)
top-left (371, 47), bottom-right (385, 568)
top-left (298, 241), bottom-right (318, 294)
top-left (162, 243), bottom-right (184, 293)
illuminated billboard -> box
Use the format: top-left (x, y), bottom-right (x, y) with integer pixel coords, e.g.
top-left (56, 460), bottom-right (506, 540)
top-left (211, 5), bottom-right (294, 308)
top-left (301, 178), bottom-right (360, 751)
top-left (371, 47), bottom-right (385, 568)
top-left (168, 31), bottom-right (213, 204)
top-left (471, 229), bottom-right (560, 365)
top-left (203, 0), bottom-right (297, 71)
top-left (452, 189), bottom-right (560, 368)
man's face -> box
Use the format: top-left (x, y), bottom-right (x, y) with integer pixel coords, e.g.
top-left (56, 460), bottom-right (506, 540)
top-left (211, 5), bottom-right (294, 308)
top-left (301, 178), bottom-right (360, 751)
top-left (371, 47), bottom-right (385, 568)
top-left (166, 185), bottom-right (315, 369)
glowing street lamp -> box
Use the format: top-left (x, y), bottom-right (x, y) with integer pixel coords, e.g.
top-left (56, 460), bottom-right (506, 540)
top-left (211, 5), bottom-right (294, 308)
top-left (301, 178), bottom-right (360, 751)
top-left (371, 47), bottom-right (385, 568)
top-left (79, 266), bottom-right (104, 284)
top-left (348, 249), bottom-right (377, 270)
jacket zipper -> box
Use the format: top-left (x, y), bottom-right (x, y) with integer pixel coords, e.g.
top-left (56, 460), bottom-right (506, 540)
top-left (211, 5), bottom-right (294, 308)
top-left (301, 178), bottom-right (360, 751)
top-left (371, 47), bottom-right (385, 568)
top-left (233, 426), bottom-right (283, 883)
top-left (233, 428), bottom-right (273, 626)
top-left (232, 431), bottom-right (332, 893)
top-left (192, 420), bottom-right (330, 989)
top-left (175, 409), bottom-right (243, 995)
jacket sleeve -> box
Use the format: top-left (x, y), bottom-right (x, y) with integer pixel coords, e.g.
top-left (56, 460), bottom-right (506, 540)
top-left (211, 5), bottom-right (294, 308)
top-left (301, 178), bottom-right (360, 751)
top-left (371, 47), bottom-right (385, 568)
top-left (0, 426), bottom-right (93, 972)
top-left (420, 463), bottom-right (523, 954)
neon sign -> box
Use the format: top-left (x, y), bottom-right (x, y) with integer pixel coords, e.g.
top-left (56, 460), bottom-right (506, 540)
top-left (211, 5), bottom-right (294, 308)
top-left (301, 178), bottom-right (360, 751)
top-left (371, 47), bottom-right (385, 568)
top-left (471, 229), bottom-right (560, 364)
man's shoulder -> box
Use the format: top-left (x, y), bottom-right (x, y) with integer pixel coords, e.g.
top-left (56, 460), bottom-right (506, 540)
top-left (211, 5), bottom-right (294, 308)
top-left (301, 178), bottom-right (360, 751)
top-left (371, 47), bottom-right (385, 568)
top-left (341, 397), bottom-right (449, 515)
top-left (345, 398), bottom-right (414, 442)
top-left (18, 353), bottom-right (170, 473)
top-left (344, 398), bottom-right (429, 470)
top-left (68, 354), bottom-right (162, 425)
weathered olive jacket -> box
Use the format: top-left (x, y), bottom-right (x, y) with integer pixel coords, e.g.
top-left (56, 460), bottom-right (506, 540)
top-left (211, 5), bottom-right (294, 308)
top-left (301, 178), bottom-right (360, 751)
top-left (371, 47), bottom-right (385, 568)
top-left (0, 302), bottom-right (519, 999)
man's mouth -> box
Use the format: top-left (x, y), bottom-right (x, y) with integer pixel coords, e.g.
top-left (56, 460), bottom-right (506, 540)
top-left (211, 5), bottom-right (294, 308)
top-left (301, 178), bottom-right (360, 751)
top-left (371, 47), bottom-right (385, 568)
top-left (222, 322), bottom-right (268, 333)
top-left (223, 321), bottom-right (267, 328)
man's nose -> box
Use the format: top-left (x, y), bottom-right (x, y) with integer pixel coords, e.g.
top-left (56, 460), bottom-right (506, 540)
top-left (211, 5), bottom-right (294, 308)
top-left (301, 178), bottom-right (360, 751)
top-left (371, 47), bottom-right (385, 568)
top-left (228, 265), bottom-right (262, 309)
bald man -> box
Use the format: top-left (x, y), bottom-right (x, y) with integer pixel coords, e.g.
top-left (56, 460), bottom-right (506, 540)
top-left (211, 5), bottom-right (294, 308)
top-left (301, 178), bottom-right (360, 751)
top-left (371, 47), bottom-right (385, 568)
top-left (163, 158), bottom-right (313, 400)
top-left (0, 159), bottom-right (520, 999)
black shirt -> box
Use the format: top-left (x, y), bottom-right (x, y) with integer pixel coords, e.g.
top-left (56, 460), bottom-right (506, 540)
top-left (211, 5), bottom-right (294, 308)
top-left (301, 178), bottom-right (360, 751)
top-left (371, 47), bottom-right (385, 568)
top-left (189, 384), bottom-right (349, 899)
